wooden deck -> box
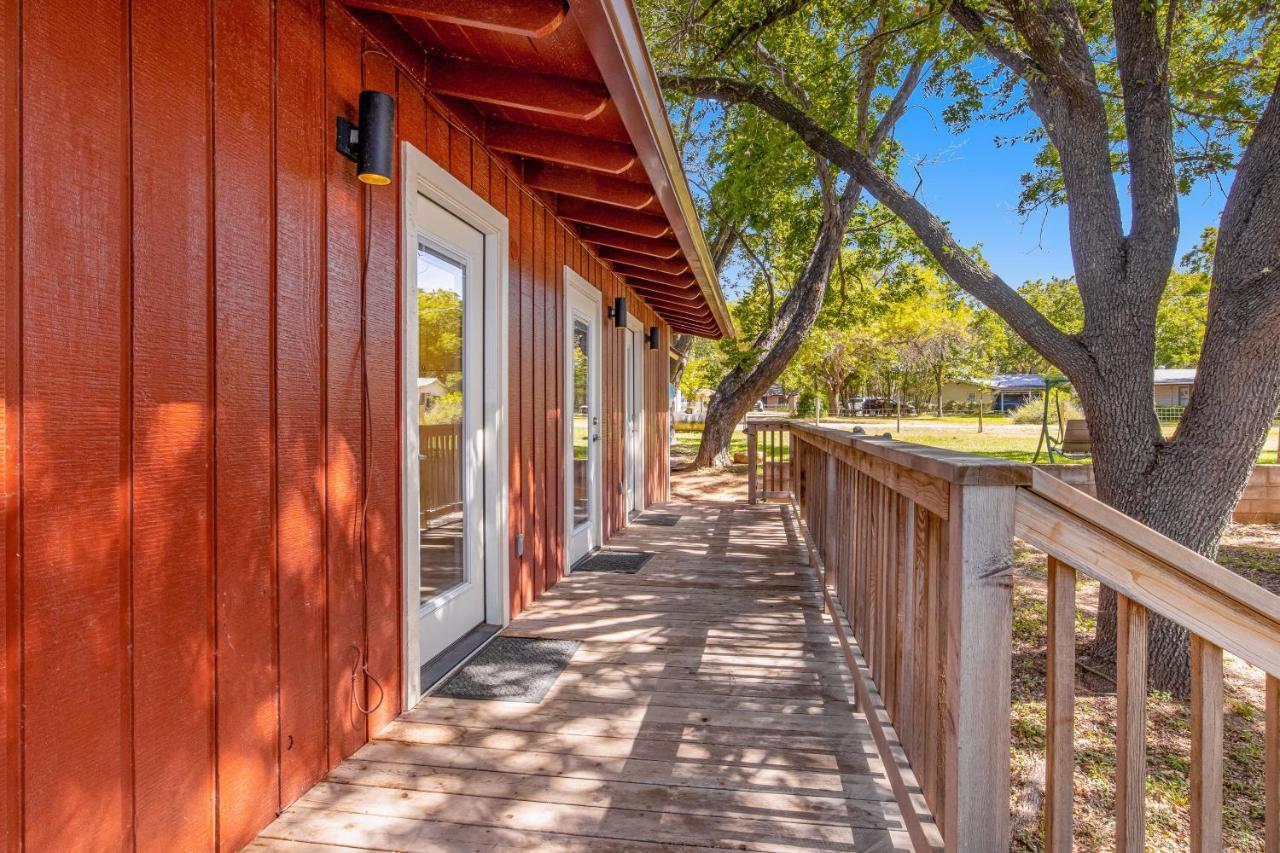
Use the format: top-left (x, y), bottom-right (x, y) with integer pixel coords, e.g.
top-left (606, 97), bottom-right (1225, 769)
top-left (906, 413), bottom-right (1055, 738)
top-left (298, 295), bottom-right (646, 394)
top-left (249, 499), bottom-right (916, 852)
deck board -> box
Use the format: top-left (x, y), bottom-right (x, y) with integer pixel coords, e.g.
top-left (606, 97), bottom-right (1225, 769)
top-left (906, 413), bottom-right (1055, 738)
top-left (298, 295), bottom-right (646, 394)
top-left (254, 500), bottom-right (918, 851)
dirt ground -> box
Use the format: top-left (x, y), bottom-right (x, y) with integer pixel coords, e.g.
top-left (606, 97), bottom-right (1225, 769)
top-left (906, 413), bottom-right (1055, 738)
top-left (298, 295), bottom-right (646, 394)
top-left (670, 462), bottom-right (748, 502)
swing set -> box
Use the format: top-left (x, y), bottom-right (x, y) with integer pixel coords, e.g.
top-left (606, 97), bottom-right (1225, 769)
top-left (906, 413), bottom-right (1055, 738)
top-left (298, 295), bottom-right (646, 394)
top-left (1032, 376), bottom-right (1092, 463)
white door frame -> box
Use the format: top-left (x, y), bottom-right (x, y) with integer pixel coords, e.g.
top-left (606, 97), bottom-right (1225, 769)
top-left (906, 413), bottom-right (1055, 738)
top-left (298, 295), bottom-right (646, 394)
top-left (564, 267), bottom-right (603, 572)
top-left (401, 142), bottom-right (510, 706)
top-left (625, 315), bottom-right (646, 518)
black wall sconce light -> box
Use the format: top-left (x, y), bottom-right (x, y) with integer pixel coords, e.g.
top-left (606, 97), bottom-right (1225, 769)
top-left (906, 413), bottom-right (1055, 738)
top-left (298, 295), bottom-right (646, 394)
top-left (647, 326), bottom-right (660, 350)
top-left (336, 90), bottom-right (395, 186)
top-left (606, 296), bottom-right (627, 329)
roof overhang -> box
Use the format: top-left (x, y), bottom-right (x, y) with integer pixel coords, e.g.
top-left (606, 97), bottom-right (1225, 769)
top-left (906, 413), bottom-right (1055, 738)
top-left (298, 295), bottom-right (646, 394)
top-left (344, 0), bottom-right (733, 339)
top-left (572, 0), bottom-right (734, 339)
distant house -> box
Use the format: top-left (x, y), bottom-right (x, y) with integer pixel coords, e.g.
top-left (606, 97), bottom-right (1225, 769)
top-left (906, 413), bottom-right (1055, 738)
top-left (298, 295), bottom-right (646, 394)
top-left (761, 384), bottom-right (799, 411)
top-left (418, 375), bottom-right (447, 397)
top-left (1154, 368), bottom-right (1195, 407)
top-left (942, 374), bottom-right (1046, 412)
top-left (940, 378), bottom-right (991, 409)
top-left (946, 369), bottom-right (1197, 415)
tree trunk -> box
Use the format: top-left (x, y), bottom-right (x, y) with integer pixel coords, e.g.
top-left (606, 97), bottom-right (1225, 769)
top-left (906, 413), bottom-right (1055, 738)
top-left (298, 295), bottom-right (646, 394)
top-left (692, 180), bottom-right (862, 468)
top-left (1078, 300), bottom-right (1280, 695)
top-left (668, 334), bottom-right (695, 389)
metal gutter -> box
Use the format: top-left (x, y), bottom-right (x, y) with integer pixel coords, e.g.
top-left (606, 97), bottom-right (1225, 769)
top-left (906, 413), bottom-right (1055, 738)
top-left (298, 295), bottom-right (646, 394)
top-left (573, 0), bottom-right (735, 339)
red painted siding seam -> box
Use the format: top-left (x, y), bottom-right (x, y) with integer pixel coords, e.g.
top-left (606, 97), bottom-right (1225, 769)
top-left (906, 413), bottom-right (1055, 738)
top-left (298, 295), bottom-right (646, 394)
top-left (268, 0), bottom-right (283, 816)
top-left (1, 0), bottom-right (21, 845)
top-left (122, 1), bottom-right (137, 844)
top-left (205, 0), bottom-right (220, 844)
top-left (318, 0), bottom-right (332, 774)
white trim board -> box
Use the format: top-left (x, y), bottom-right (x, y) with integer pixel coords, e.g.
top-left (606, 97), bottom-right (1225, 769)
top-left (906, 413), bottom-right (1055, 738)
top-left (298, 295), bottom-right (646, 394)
top-left (564, 267), bottom-right (604, 575)
top-left (625, 313), bottom-right (646, 517)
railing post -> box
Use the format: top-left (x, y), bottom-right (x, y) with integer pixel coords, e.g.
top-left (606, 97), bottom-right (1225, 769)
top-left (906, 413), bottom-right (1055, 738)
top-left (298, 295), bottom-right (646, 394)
top-left (746, 424), bottom-right (758, 505)
top-left (945, 481), bottom-right (1017, 851)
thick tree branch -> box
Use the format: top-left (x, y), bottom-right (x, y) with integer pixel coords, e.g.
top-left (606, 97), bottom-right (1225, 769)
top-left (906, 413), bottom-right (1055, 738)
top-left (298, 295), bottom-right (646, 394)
top-left (948, 0), bottom-right (1049, 113)
top-left (1203, 74), bottom-right (1280, 332)
top-left (1113, 0), bottom-right (1179, 287)
top-left (753, 40), bottom-right (837, 206)
top-left (868, 59), bottom-right (923, 153)
top-left (664, 72), bottom-right (1093, 378)
top-left (950, 0), bottom-right (1126, 309)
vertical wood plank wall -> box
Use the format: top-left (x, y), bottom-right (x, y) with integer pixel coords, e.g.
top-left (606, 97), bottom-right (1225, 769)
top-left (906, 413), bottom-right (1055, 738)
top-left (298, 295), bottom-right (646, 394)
top-left (0, 0), bottom-right (674, 849)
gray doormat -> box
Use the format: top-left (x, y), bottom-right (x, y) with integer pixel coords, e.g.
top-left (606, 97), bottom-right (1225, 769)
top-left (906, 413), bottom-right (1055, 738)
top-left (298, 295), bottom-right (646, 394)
top-left (574, 550), bottom-right (655, 573)
top-left (432, 636), bottom-right (580, 703)
top-left (635, 513), bottom-right (681, 527)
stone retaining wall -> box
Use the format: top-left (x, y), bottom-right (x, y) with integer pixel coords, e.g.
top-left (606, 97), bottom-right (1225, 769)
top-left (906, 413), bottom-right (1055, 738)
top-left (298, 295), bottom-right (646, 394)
top-left (1035, 464), bottom-right (1280, 524)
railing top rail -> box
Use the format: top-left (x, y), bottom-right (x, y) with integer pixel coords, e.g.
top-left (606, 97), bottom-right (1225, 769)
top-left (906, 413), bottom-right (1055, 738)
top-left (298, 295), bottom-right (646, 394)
top-left (1019, 466), bottom-right (1280, 676)
top-left (789, 421), bottom-right (1032, 487)
top-left (743, 417), bottom-right (793, 430)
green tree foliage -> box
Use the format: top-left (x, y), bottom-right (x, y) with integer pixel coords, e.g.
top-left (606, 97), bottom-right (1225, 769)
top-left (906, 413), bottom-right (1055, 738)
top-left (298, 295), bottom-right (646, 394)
top-left (678, 336), bottom-right (730, 400)
top-left (417, 288), bottom-right (463, 426)
top-left (418, 288), bottom-right (462, 383)
top-left (977, 272), bottom-right (1210, 374)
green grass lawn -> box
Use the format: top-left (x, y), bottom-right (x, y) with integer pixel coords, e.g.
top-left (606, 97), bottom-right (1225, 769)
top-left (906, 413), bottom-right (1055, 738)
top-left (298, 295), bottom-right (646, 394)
top-left (673, 415), bottom-right (1280, 465)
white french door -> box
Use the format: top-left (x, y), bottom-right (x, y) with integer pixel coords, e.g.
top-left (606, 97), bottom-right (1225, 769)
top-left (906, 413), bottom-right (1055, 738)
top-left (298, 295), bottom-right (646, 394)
top-left (565, 272), bottom-right (602, 566)
top-left (409, 194), bottom-right (486, 667)
top-left (624, 320), bottom-right (645, 517)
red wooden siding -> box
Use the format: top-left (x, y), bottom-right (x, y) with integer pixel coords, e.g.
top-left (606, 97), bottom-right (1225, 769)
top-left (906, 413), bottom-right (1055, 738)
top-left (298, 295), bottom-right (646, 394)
top-left (275, 0), bottom-right (329, 809)
top-left (131, 0), bottom-right (216, 848)
top-left (0, 0), bottom-right (17, 847)
top-left (0, 0), bottom-right (673, 849)
top-left (214, 0), bottom-right (278, 845)
top-left (21, 1), bottom-right (131, 850)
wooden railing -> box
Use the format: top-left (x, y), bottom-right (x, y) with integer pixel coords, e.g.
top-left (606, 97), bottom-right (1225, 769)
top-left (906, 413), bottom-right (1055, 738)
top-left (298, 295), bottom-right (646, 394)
top-left (744, 418), bottom-right (791, 504)
top-left (1014, 468), bottom-right (1280, 853)
top-left (419, 422), bottom-right (461, 522)
top-left (786, 422), bottom-right (1280, 853)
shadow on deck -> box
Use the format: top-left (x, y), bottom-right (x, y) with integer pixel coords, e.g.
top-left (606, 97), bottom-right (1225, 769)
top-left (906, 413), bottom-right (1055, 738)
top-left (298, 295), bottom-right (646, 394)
top-left (250, 497), bottom-right (927, 852)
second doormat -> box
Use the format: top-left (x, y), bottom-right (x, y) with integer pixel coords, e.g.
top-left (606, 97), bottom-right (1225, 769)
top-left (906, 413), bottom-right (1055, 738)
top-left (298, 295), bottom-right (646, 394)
top-left (635, 513), bottom-right (681, 527)
top-left (573, 550), bottom-right (655, 574)
top-left (432, 636), bottom-right (580, 703)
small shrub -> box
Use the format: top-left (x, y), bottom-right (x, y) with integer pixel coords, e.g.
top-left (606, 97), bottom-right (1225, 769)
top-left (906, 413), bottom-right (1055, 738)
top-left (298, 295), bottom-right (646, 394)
top-left (1008, 395), bottom-right (1084, 425)
top-left (796, 390), bottom-right (818, 418)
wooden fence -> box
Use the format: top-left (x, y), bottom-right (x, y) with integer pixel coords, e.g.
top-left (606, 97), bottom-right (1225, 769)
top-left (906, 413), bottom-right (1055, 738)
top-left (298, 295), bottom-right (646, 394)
top-left (419, 422), bottom-right (462, 523)
top-left (786, 421), bottom-right (1280, 853)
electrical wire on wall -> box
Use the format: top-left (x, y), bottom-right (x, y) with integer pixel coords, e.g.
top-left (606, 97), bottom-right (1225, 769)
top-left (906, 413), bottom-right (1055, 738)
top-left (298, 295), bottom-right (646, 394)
top-left (346, 48), bottom-right (398, 720)
top-left (352, 179), bottom-right (385, 719)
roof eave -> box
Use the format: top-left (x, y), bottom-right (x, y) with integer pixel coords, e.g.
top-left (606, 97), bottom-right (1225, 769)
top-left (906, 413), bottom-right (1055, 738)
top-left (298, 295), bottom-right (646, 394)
top-left (574, 0), bottom-right (735, 339)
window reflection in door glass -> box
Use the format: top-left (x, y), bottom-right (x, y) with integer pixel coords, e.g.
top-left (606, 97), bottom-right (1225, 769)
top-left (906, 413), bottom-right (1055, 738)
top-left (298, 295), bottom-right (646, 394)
top-left (417, 243), bottom-right (466, 604)
top-left (573, 318), bottom-right (590, 528)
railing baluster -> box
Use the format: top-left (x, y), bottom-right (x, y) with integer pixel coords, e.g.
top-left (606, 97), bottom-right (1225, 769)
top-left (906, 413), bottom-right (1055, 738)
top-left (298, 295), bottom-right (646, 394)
top-left (746, 425), bottom-right (757, 505)
top-left (1045, 556), bottom-right (1076, 853)
top-left (1190, 636), bottom-right (1224, 853)
top-left (1266, 674), bottom-right (1278, 853)
top-left (1115, 594), bottom-right (1149, 853)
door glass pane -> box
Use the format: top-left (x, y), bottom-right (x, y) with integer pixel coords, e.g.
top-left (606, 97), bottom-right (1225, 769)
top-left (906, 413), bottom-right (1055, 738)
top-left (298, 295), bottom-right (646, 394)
top-left (573, 318), bottom-right (591, 528)
top-left (417, 242), bottom-right (465, 604)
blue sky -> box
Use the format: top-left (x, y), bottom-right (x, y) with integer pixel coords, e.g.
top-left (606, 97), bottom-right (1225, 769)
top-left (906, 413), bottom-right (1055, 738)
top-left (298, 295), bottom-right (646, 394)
top-left (889, 93), bottom-right (1229, 287)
